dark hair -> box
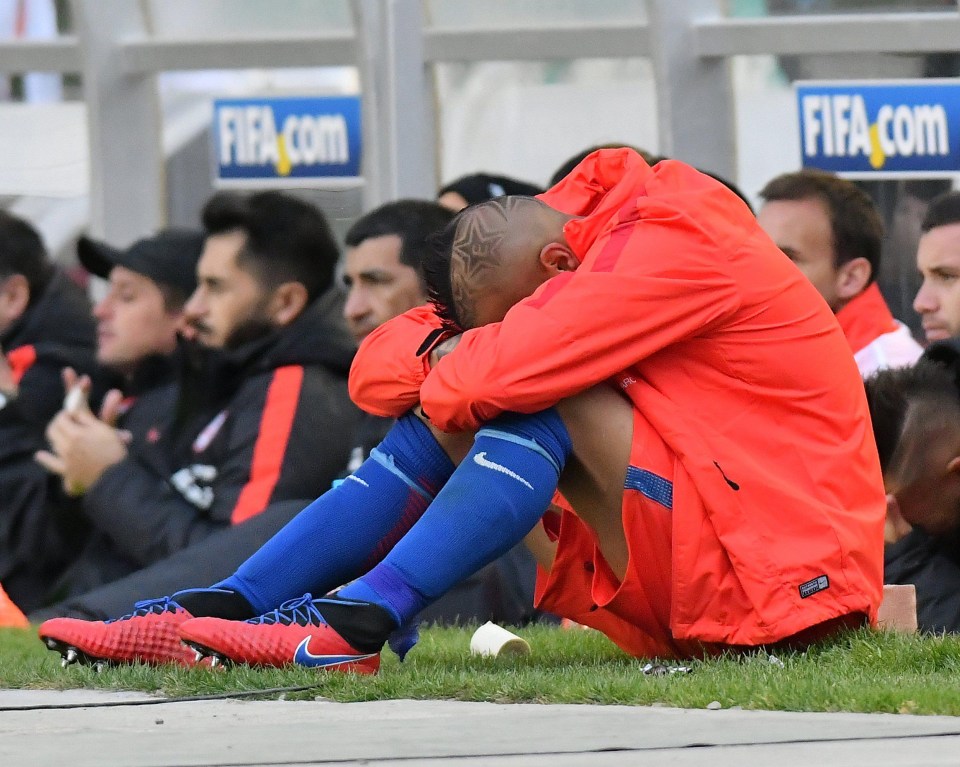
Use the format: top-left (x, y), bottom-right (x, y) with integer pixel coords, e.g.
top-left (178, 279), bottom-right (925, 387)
top-left (921, 191), bottom-right (960, 233)
top-left (0, 210), bottom-right (52, 300)
top-left (423, 214), bottom-right (464, 334)
top-left (759, 170), bottom-right (883, 284)
top-left (865, 359), bottom-right (960, 474)
top-left (344, 199), bottom-right (454, 280)
top-left (548, 144), bottom-right (658, 187)
top-left (201, 191), bottom-right (338, 303)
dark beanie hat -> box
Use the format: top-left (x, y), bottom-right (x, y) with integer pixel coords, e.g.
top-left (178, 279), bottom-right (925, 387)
top-left (438, 173), bottom-right (544, 206)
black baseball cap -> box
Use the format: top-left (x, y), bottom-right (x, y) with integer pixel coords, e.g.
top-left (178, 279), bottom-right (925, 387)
top-left (77, 228), bottom-right (205, 298)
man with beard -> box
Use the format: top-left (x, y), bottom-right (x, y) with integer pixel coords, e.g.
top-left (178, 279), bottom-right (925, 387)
top-left (33, 191), bottom-right (359, 606)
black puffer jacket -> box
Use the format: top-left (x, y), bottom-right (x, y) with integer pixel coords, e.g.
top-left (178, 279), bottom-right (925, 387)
top-left (0, 270), bottom-right (97, 610)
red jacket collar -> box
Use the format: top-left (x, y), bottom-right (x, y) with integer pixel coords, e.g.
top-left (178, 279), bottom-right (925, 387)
top-left (835, 283), bottom-right (898, 355)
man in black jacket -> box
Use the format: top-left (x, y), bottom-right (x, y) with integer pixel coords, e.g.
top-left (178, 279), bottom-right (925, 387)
top-left (33, 192), bottom-right (359, 612)
top-left (0, 211), bottom-right (97, 610)
top-left (866, 341), bottom-right (960, 633)
top-left (30, 229), bottom-right (204, 608)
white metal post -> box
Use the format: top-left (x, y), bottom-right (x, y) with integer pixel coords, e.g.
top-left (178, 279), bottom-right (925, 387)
top-left (70, 0), bottom-right (164, 242)
top-left (354, 0), bottom-right (436, 209)
top-left (647, 0), bottom-right (737, 181)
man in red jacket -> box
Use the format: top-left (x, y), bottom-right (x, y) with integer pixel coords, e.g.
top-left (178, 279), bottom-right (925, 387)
top-left (40, 150), bottom-right (885, 669)
top-left (348, 150), bottom-right (885, 657)
top-left (757, 170), bottom-right (921, 377)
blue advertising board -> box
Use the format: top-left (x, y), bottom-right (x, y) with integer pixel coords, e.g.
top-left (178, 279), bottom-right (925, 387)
top-left (213, 96), bottom-right (362, 184)
top-left (796, 80), bottom-right (960, 178)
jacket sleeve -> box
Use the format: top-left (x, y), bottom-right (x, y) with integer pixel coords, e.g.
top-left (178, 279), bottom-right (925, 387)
top-left (81, 366), bottom-right (359, 566)
top-left (348, 305), bottom-right (444, 417)
top-left (419, 219), bottom-right (742, 432)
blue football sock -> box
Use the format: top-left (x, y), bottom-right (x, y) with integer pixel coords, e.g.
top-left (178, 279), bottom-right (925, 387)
top-left (217, 413), bottom-right (454, 615)
top-left (338, 408), bottom-right (572, 627)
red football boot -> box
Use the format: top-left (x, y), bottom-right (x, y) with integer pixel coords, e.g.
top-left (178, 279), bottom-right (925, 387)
top-left (38, 596), bottom-right (198, 669)
top-left (178, 594), bottom-right (382, 674)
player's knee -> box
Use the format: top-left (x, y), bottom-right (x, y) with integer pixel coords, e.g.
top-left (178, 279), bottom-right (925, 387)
top-left (478, 408), bottom-right (573, 476)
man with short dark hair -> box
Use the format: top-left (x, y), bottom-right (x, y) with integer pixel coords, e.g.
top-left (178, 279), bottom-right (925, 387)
top-left (33, 191), bottom-right (358, 611)
top-left (866, 347), bottom-right (960, 632)
top-left (758, 170), bottom-right (921, 376)
top-left (342, 199), bottom-right (451, 345)
top-left (914, 191), bottom-right (960, 344)
top-left (0, 211), bottom-right (97, 610)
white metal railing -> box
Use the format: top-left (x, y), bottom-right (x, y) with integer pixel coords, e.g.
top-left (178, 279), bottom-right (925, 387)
top-left (2, 1), bottom-right (960, 246)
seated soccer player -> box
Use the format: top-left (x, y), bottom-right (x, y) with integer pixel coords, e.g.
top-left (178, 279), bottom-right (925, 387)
top-left (38, 149), bottom-right (884, 671)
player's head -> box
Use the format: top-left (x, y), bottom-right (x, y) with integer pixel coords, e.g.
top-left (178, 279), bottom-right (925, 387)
top-left (914, 192), bottom-right (960, 343)
top-left (425, 196), bottom-right (578, 331)
top-left (866, 356), bottom-right (960, 537)
top-left (342, 200), bottom-right (453, 343)
top-left (757, 169), bottom-right (882, 313)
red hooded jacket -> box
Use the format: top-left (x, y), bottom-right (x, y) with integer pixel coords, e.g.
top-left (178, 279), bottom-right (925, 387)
top-left (350, 149), bottom-right (885, 646)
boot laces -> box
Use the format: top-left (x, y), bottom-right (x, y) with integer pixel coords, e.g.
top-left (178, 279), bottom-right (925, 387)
top-left (106, 595), bottom-right (182, 623)
top-left (245, 594), bottom-right (326, 626)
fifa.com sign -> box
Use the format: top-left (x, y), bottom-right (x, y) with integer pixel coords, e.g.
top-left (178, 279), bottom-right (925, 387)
top-left (212, 96), bottom-right (362, 185)
top-left (797, 80), bottom-right (960, 178)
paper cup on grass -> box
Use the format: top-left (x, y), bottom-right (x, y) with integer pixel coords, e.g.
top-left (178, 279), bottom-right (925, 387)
top-left (470, 621), bottom-right (530, 658)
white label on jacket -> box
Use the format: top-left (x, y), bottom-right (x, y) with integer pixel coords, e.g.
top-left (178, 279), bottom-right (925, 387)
top-left (170, 464), bottom-right (218, 510)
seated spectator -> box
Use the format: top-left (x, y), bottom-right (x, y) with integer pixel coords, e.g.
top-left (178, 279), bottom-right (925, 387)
top-left (0, 211), bottom-right (97, 609)
top-left (437, 173), bottom-right (543, 212)
top-left (32, 229), bottom-right (204, 606)
top-left (758, 170), bottom-right (922, 377)
top-left (914, 192), bottom-right (960, 345)
top-left (29, 191), bottom-right (360, 609)
top-left (866, 343), bottom-right (960, 632)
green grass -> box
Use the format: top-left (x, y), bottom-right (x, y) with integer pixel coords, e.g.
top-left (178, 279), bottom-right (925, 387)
top-left (4, 624), bottom-right (960, 714)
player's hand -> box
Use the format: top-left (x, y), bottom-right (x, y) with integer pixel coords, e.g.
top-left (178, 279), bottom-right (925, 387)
top-left (429, 334), bottom-right (462, 367)
top-left (36, 406), bottom-right (129, 497)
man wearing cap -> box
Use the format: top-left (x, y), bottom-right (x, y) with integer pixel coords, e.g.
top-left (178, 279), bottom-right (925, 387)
top-left (32, 229), bottom-right (204, 604)
top-left (0, 211), bottom-right (97, 612)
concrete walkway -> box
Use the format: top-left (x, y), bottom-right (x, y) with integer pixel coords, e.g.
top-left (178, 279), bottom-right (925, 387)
top-left (2, 689), bottom-right (960, 766)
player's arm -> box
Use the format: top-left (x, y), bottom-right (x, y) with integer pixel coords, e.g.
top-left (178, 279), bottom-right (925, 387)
top-left (348, 305), bottom-right (447, 418)
top-left (420, 221), bottom-right (742, 432)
